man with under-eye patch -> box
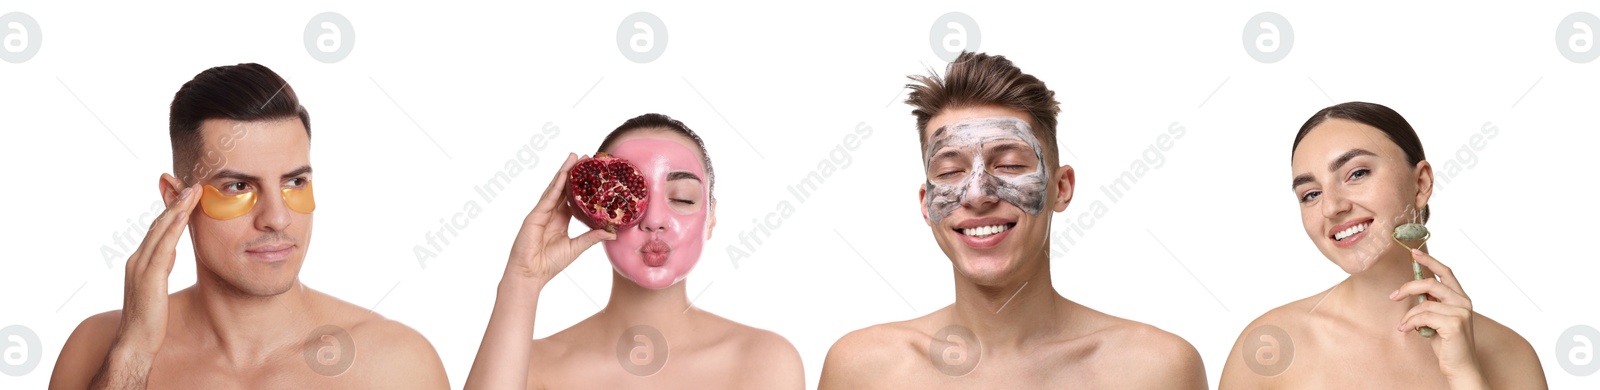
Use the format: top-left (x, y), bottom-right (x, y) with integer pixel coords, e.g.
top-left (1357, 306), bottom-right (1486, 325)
top-left (820, 52), bottom-right (1206, 389)
top-left (49, 64), bottom-right (448, 389)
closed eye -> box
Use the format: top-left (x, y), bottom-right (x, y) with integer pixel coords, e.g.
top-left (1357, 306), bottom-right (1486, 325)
top-left (995, 165), bottom-right (1029, 174)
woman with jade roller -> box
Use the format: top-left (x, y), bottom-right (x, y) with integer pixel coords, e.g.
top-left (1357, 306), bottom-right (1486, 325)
top-left (1218, 102), bottom-right (1547, 389)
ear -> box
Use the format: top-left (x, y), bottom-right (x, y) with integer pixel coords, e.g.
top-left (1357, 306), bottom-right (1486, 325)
top-left (704, 199), bottom-right (717, 241)
top-left (1052, 164), bottom-right (1075, 212)
top-left (159, 173), bottom-right (185, 205)
top-left (1412, 160), bottom-right (1434, 213)
top-left (918, 183), bottom-right (931, 226)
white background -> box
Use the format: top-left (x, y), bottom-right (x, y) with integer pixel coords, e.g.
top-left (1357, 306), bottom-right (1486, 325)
top-left (2, 1), bottom-right (1597, 388)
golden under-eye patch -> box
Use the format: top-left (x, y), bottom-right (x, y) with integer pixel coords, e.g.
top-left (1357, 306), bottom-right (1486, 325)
top-left (282, 182), bottom-right (316, 214)
top-left (200, 185), bottom-right (256, 220)
top-left (199, 182), bottom-right (316, 220)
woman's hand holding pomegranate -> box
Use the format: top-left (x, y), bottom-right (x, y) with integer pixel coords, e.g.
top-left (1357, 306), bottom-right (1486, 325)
top-left (505, 153), bottom-right (617, 288)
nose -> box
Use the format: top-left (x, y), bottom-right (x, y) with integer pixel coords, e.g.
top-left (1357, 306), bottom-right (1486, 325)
top-left (1319, 186), bottom-right (1352, 219)
top-left (961, 170), bottom-right (999, 209)
top-left (254, 190), bottom-right (293, 232)
top-left (637, 190), bottom-right (674, 233)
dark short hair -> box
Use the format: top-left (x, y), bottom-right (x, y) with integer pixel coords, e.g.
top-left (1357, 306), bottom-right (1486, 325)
top-left (596, 113), bottom-right (715, 202)
top-left (1293, 101), bottom-right (1430, 222)
top-left (906, 51), bottom-right (1062, 167)
top-left (169, 63), bottom-right (309, 181)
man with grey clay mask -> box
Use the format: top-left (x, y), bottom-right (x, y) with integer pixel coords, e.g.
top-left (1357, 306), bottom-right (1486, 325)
top-left (923, 116), bottom-right (1049, 223)
top-left (820, 52), bottom-right (1206, 389)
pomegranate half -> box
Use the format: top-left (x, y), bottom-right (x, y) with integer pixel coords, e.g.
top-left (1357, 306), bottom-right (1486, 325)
top-left (566, 153), bottom-right (648, 232)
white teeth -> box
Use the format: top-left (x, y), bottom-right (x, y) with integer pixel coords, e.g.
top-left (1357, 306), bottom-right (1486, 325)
top-left (1334, 223), bottom-right (1369, 241)
top-left (961, 224), bottom-right (1011, 238)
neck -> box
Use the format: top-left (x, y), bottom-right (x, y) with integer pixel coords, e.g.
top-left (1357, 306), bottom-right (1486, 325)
top-left (949, 254), bottom-right (1064, 350)
top-left (183, 261), bottom-right (314, 365)
top-left (602, 272), bottom-right (694, 332)
top-left (1324, 244), bottom-right (1436, 328)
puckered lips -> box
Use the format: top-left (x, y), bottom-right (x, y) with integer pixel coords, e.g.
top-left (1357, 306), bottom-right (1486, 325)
top-left (642, 239), bottom-right (670, 267)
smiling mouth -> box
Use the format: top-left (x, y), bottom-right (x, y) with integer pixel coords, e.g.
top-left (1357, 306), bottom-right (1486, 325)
top-left (955, 223), bottom-right (1016, 238)
top-left (1331, 221), bottom-right (1371, 241)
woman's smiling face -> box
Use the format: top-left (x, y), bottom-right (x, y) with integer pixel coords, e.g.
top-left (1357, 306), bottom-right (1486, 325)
top-left (601, 130), bottom-right (714, 289)
top-left (1290, 118), bottom-right (1432, 274)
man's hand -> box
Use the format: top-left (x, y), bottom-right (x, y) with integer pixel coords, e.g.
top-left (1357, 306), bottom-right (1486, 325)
top-left (89, 184), bottom-right (200, 389)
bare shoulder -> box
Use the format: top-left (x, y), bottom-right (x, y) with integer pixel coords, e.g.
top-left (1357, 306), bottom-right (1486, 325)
top-left (1079, 311), bottom-right (1205, 389)
top-left (1471, 313), bottom-right (1547, 388)
top-left (697, 312), bottom-right (804, 388)
top-left (1219, 292), bottom-right (1322, 389)
top-left (819, 314), bottom-right (934, 389)
top-left (309, 289), bottom-right (448, 388)
top-left (48, 310), bottom-right (122, 390)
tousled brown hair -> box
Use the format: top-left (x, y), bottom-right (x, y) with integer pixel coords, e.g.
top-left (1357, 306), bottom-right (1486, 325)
top-left (905, 51), bottom-right (1061, 167)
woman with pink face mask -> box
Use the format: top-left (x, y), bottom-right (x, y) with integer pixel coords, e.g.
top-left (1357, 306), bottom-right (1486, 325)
top-left (465, 114), bottom-right (803, 389)
top-left (1218, 102), bottom-right (1546, 389)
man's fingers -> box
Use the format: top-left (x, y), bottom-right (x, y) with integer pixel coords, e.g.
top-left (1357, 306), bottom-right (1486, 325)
top-left (532, 153), bottom-right (580, 214)
top-left (148, 186), bottom-right (200, 277)
top-left (130, 185), bottom-right (198, 273)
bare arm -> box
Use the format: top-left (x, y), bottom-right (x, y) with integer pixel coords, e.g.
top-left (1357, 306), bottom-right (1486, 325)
top-left (60, 184), bottom-right (199, 390)
top-left (464, 154), bottom-right (613, 389)
top-left (1474, 316), bottom-right (1548, 389)
top-left (49, 312), bottom-right (116, 390)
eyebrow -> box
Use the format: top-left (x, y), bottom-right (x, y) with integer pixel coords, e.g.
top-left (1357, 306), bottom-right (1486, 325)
top-left (282, 166), bottom-right (313, 179)
top-left (1328, 149), bottom-right (1376, 173)
top-left (1292, 174), bottom-right (1314, 189)
top-left (929, 149), bottom-right (966, 162)
top-left (987, 142), bottom-right (1035, 157)
top-left (1291, 149), bottom-right (1377, 189)
top-left (667, 171), bottom-right (701, 182)
top-left (211, 165), bottom-right (313, 183)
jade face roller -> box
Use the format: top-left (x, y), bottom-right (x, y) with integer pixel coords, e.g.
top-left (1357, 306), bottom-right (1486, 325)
top-left (1392, 223), bottom-right (1436, 338)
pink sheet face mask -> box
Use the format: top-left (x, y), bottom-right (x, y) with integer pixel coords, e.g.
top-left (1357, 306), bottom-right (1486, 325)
top-left (923, 117), bottom-right (1048, 224)
top-left (602, 137), bottom-right (710, 289)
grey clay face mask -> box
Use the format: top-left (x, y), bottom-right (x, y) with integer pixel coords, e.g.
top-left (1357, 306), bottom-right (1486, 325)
top-left (923, 117), bottom-right (1048, 224)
